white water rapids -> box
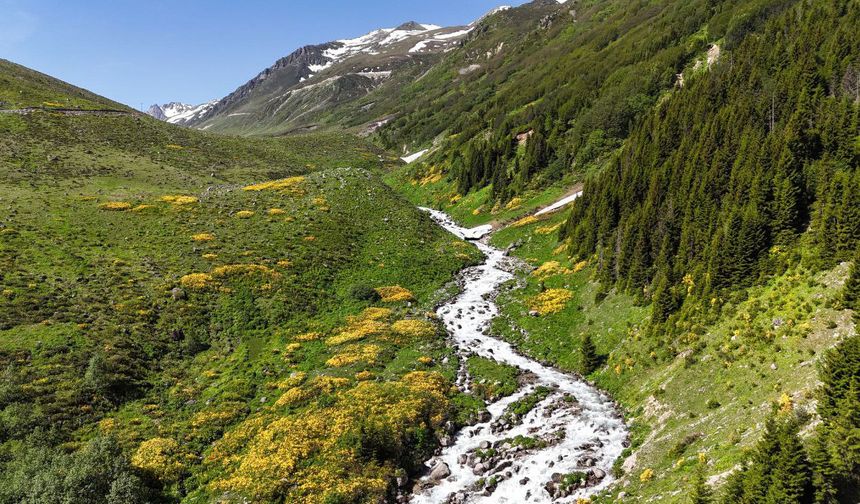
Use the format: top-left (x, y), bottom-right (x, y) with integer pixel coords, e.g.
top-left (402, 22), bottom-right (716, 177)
top-left (411, 208), bottom-right (628, 504)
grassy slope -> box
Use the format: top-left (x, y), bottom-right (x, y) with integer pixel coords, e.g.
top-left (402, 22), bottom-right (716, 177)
top-left (0, 70), bottom-right (489, 502)
top-left (0, 59), bottom-right (130, 110)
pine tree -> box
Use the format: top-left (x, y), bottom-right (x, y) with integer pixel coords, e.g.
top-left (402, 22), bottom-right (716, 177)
top-left (763, 417), bottom-right (813, 504)
top-left (651, 269), bottom-right (678, 323)
top-left (581, 333), bottom-right (600, 375)
top-left (844, 247), bottom-right (860, 317)
top-left (809, 429), bottom-right (839, 504)
top-left (688, 463), bottom-right (713, 504)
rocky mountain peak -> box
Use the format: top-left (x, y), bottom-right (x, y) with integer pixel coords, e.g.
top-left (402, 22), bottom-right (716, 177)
top-left (395, 21), bottom-right (426, 31)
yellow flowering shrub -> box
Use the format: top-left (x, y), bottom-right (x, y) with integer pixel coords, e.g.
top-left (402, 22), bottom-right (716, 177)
top-left (273, 372), bottom-right (307, 389)
top-left (202, 253), bottom-right (218, 260)
top-left (132, 438), bottom-right (184, 482)
top-left (235, 210), bottom-right (255, 219)
top-left (243, 176), bottom-right (306, 194)
top-left (160, 195), bottom-right (198, 205)
top-left (778, 392), bottom-right (794, 413)
top-left (355, 371), bottom-right (374, 381)
top-left (131, 204), bottom-right (155, 212)
top-left (191, 233), bottom-right (215, 242)
top-left (505, 197), bottom-right (523, 210)
top-left (640, 468), bottom-right (654, 482)
top-left (391, 319), bottom-right (435, 340)
top-left (512, 215), bottom-right (538, 227)
top-left (273, 386), bottom-right (314, 408)
top-left (267, 208), bottom-right (287, 215)
top-left (180, 273), bottom-right (214, 290)
top-left (308, 376), bottom-right (351, 392)
top-left (191, 404), bottom-right (244, 429)
top-left (417, 356), bottom-right (433, 365)
top-left (208, 373), bottom-right (450, 503)
top-left (99, 201), bottom-right (132, 211)
top-left (98, 417), bottom-right (117, 432)
top-left (326, 319), bottom-right (389, 346)
top-left (375, 285), bottom-right (415, 302)
top-left (529, 288), bottom-right (573, 315)
top-left (212, 264), bottom-right (280, 279)
top-left (294, 332), bottom-right (323, 342)
top-left (326, 344), bottom-right (381, 367)
top-left (277, 259), bottom-right (292, 268)
top-left (361, 307), bottom-right (392, 320)
top-left (536, 223), bottom-right (562, 235)
top-left (532, 261), bottom-right (572, 279)
top-left (572, 260), bottom-right (588, 273)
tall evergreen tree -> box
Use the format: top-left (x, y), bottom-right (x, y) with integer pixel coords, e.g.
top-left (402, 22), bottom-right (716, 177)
top-left (688, 462), bottom-right (713, 504)
top-left (844, 247), bottom-right (860, 318)
top-left (581, 333), bottom-right (600, 375)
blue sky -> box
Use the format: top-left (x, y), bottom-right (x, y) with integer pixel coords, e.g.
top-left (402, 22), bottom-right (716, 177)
top-left (1, 0), bottom-right (523, 109)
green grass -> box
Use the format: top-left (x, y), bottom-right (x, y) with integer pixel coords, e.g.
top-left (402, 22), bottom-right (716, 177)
top-left (0, 103), bottom-right (485, 503)
top-left (466, 356), bottom-right (520, 402)
top-left (0, 59), bottom-right (129, 110)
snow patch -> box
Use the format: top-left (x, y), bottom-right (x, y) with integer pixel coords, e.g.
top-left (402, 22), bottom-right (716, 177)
top-left (534, 191), bottom-right (582, 216)
top-left (401, 148), bottom-right (428, 163)
top-left (409, 27), bottom-right (473, 53)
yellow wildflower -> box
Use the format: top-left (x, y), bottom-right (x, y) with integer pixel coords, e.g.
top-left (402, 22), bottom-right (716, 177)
top-left (180, 273), bottom-right (214, 290)
top-left (132, 438), bottom-right (184, 482)
top-left (160, 195), bottom-right (198, 205)
top-left (294, 332), bottom-right (323, 342)
top-left (192, 233), bottom-right (215, 242)
top-left (532, 261), bottom-right (572, 279)
top-left (512, 215), bottom-right (538, 227)
top-left (391, 319), bottom-right (435, 339)
top-left (99, 201), bottom-right (132, 211)
top-left (375, 285), bottom-right (415, 302)
top-left (243, 176), bottom-right (306, 194)
top-left (528, 288), bottom-right (573, 315)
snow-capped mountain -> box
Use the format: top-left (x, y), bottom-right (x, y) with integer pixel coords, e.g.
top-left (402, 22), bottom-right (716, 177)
top-left (146, 101), bottom-right (217, 126)
top-left (186, 20), bottom-right (475, 134)
top-left (177, 1), bottom-right (569, 136)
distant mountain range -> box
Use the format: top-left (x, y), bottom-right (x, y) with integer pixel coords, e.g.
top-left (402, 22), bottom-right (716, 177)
top-left (145, 101), bottom-right (216, 126)
top-left (143, 9), bottom-right (518, 136)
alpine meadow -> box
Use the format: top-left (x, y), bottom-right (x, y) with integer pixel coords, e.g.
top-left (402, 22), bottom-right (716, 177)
top-left (0, 0), bottom-right (857, 503)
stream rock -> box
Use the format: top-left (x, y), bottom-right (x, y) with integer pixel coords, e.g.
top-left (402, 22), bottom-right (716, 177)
top-left (430, 462), bottom-right (451, 481)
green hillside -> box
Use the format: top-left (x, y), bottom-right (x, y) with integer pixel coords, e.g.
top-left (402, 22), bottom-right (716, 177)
top-left (0, 73), bottom-right (484, 504)
top-left (0, 59), bottom-right (130, 110)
